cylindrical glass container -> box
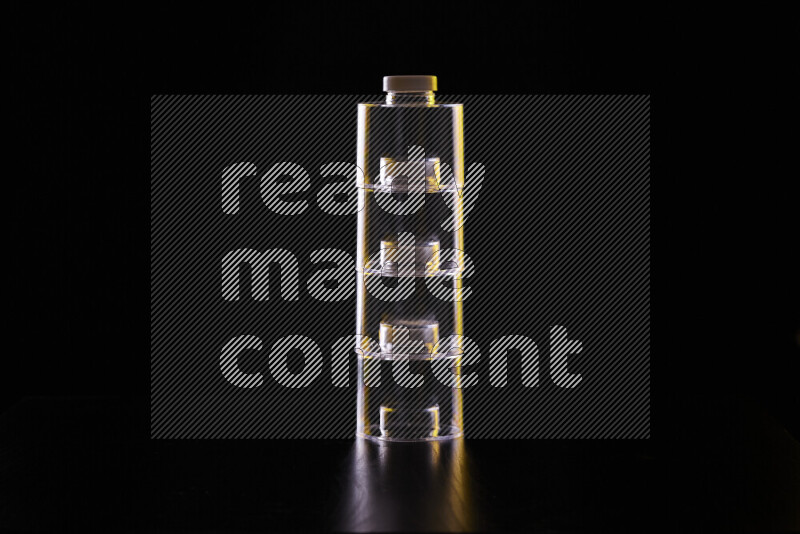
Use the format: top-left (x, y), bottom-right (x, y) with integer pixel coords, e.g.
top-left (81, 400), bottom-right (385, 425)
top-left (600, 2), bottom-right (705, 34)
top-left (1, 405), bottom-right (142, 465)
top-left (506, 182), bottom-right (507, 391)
top-left (355, 75), bottom-right (465, 441)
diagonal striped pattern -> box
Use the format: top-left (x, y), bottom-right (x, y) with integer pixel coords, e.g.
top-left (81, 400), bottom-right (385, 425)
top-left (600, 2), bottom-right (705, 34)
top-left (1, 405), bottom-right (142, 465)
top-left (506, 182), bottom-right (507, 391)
top-left (221, 248), bottom-right (300, 301)
top-left (151, 95), bottom-right (650, 439)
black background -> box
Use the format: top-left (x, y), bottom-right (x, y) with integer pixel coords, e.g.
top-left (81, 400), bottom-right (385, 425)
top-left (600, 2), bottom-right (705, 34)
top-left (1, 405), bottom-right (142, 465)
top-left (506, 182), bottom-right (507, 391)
top-left (5, 3), bottom-right (799, 532)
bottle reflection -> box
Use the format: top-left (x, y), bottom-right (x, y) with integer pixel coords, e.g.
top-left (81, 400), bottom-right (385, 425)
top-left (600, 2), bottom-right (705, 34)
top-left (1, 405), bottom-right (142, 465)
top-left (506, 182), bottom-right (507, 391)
top-left (333, 438), bottom-right (478, 532)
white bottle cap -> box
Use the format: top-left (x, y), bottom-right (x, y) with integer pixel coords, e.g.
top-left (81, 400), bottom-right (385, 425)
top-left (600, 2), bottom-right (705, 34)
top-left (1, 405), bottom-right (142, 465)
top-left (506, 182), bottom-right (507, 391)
top-left (383, 75), bottom-right (438, 92)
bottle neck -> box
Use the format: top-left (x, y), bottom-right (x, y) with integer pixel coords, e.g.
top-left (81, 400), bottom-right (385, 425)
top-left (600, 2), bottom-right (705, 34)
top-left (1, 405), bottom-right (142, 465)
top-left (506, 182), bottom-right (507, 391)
top-left (385, 91), bottom-right (436, 105)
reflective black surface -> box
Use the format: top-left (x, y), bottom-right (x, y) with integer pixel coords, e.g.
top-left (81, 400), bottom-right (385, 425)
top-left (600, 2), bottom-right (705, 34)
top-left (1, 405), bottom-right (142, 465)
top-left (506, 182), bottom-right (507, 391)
top-left (2, 397), bottom-right (798, 532)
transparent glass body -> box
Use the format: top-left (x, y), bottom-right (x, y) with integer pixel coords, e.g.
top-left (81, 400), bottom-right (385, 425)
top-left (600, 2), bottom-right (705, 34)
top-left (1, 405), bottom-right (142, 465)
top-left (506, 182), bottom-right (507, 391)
top-left (356, 90), bottom-right (465, 441)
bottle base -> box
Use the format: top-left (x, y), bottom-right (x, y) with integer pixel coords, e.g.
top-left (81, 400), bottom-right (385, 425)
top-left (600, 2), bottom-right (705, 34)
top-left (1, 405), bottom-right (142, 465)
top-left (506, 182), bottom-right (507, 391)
top-left (356, 424), bottom-right (463, 443)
